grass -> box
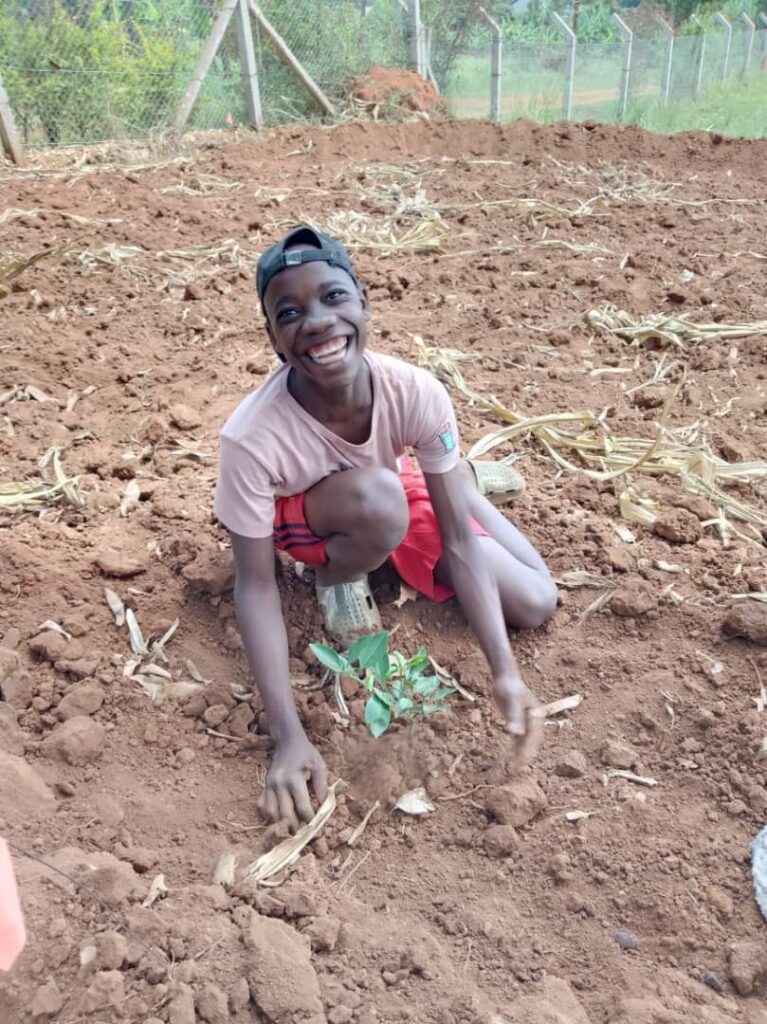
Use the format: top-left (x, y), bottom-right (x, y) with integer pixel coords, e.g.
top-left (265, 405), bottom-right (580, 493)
top-left (446, 45), bottom-right (767, 139)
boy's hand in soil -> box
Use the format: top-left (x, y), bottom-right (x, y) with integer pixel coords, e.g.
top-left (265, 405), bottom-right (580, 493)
top-left (493, 673), bottom-right (545, 768)
top-left (258, 734), bottom-right (328, 832)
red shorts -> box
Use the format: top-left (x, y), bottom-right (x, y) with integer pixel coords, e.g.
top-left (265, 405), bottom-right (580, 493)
top-left (273, 459), bottom-right (487, 603)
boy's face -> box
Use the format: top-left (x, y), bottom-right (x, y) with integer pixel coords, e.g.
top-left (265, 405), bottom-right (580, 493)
top-left (262, 255), bottom-right (370, 388)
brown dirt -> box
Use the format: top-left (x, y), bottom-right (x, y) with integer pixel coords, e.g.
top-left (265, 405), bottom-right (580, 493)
top-left (349, 66), bottom-right (446, 114)
top-left (1, 117), bottom-right (767, 1024)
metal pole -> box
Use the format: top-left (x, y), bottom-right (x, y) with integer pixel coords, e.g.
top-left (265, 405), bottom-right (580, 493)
top-left (740, 12), bottom-right (755, 78)
top-left (612, 13), bottom-right (634, 121)
top-left (656, 15), bottom-right (674, 105)
top-left (714, 12), bottom-right (732, 82)
top-left (692, 14), bottom-right (707, 97)
top-left (407, 0), bottom-right (425, 78)
top-left (479, 6), bottom-right (502, 122)
top-left (551, 12), bottom-right (576, 121)
top-left (174, 0), bottom-right (239, 134)
top-left (234, 0), bottom-right (262, 130)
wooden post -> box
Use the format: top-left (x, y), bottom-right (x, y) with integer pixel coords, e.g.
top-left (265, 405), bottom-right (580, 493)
top-left (551, 12), bottom-right (576, 121)
top-left (0, 74), bottom-right (23, 166)
top-left (248, 0), bottom-right (335, 115)
top-left (174, 0), bottom-right (239, 134)
top-left (479, 7), bottom-right (502, 122)
top-left (234, 0), bottom-right (263, 129)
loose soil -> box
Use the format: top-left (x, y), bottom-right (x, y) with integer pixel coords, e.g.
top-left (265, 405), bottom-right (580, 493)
top-left (1, 118), bottom-right (767, 1024)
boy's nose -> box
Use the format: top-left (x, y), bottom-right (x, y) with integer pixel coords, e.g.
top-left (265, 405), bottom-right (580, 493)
top-left (303, 308), bottom-right (335, 333)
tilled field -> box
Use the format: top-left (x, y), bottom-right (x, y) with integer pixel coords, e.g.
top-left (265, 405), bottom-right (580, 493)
top-left (1, 118), bottom-right (767, 1024)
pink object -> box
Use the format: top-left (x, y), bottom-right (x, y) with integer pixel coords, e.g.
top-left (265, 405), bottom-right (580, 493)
top-left (0, 839), bottom-right (26, 971)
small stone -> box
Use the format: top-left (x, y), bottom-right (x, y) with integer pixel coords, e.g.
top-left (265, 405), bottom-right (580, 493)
top-left (615, 929), bottom-right (638, 951)
top-left (0, 703), bottom-right (26, 756)
top-left (654, 508), bottom-right (702, 545)
top-left (701, 969), bottom-right (723, 993)
top-left (169, 403), bottom-right (202, 431)
top-left (633, 385), bottom-right (665, 409)
top-left (484, 778), bottom-right (547, 827)
top-left (182, 694), bottom-right (208, 719)
top-left (181, 554), bottom-right (234, 596)
top-left (42, 716), bottom-right (106, 765)
top-left (57, 683), bottom-right (104, 720)
top-left (722, 604), bottom-right (767, 646)
top-left (305, 915), bottom-right (341, 952)
top-left (601, 739), bottom-right (637, 770)
top-left (242, 910), bottom-right (324, 1021)
top-left (726, 799), bottom-right (747, 816)
top-left (31, 979), bottom-right (64, 1021)
top-left (547, 852), bottom-right (573, 884)
top-left (227, 703), bottom-right (255, 737)
top-left (611, 582), bottom-right (657, 617)
top-left (706, 885), bottom-right (733, 920)
top-left (554, 750), bottom-right (587, 778)
top-left (28, 630), bottom-right (70, 663)
top-left (730, 940), bottom-right (767, 995)
top-left (94, 549), bottom-right (147, 578)
top-left (483, 824), bottom-right (518, 858)
top-left (329, 1008), bottom-right (354, 1024)
top-left (203, 703), bottom-right (230, 728)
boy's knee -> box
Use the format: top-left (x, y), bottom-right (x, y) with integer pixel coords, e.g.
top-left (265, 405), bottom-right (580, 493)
top-left (516, 577), bottom-right (558, 631)
top-left (347, 468), bottom-right (409, 551)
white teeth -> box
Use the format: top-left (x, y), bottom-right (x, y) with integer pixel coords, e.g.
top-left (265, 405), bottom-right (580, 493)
top-left (307, 338), bottom-right (348, 365)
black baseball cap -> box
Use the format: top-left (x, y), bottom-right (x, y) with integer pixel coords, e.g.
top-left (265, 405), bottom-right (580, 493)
top-left (256, 226), bottom-right (357, 305)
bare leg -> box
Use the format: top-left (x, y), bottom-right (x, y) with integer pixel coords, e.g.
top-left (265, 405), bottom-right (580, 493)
top-left (435, 462), bottom-right (558, 630)
top-left (304, 467), bottom-right (408, 586)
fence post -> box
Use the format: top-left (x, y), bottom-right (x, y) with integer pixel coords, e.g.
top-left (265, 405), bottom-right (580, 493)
top-left (407, 0), bottom-right (426, 78)
top-left (0, 73), bottom-right (23, 165)
top-left (692, 14), bottom-right (707, 97)
top-left (234, 0), bottom-right (262, 130)
top-left (479, 6), bottom-right (502, 122)
top-left (714, 12), bottom-right (732, 81)
top-left (612, 13), bottom-right (634, 121)
top-left (739, 12), bottom-right (755, 77)
top-left (656, 15), bottom-right (674, 105)
top-left (551, 12), bottom-right (576, 121)
top-left (174, 0), bottom-right (239, 134)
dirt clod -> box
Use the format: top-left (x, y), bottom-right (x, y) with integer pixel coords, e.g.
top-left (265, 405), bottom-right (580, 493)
top-left (601, 740), bottom-right (637, 770)
top-left (242, 910), bottom-right (325, 1023)
top-left (483, 824), bottom-right (518, 858)
top-left (42, 715), bottom-right (106, 765)
top-left (554, 750), bottom-right (588, 778)
top-left (611, 582), bottom-right (657, 617)
top-left (169, 403), bottom-right (202, 430)
top-left (654, 508), bottom-right (702, 545)
top-left (722, 604), bottom-right (767, 645)
top-left (729, 940), bottom-right (767, 995)
top-left (30, 979), bottom-right (64, 1022)
top-left (484, 778), bottom-right (547, 827)
top-left (0, 749), bottom-right (55, 817)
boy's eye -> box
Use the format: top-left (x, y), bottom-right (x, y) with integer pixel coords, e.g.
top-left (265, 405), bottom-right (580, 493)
top-left (276, 307), bottom-right (300, 322)
top-left (326, 288), bottom-right (348, 301)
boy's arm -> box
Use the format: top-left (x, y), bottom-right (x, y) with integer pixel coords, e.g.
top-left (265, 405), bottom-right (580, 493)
top-left (424, 466), bottom-right (544, 765)
top-left (229, 531), bottom-right (328, 828)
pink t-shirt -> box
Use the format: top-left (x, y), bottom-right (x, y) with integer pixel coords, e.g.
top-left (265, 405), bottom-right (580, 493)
top-left (214, 350), bottom-right (460, 538)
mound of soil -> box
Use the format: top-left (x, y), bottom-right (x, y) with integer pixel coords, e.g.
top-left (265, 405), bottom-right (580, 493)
top-left (1, 117), bottom-right (767, 1023)
top-left (349, 65), bottom-right (446, 114)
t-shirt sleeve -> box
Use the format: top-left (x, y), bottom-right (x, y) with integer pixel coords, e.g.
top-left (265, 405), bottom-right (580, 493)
top-left (213, 435), bottom-right (275, 538)
top-left (408, 369), bottom-right (461, 475)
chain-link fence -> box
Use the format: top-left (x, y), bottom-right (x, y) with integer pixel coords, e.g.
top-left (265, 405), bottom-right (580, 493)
top-left (1, 0), bottom-right (766, 151)
top-left (445, 21), bottom-right (767, 130)
top-left (0, 0), bottom-right (409, 147)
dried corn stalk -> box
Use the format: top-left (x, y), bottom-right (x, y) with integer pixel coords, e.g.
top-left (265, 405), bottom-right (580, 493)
top-left (243, 780), bottom-right (344, 884)
top-left (414, 338), bottom-right (767, 546)
top-left (0, 448), bottom-right (83, 510)
top-left (276, 210), bottom-right (446, 256)
top-left (586, 307), bottom-right (767, 349)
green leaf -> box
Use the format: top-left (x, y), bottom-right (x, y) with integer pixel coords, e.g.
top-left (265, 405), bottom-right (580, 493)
top-left (309, 643), bottom-right (348, 674)
top-left (364, 692), bottom-right (391, 738)
top-left (411, 675), bottom-right (439, 696)
top-left (374, 687), bottom-right (394, 708)
top-left (394, 696), bottom-right (415, 716)
top-left (433, 686), bottom-right (456, 701)
top-left (348, 632), bottom-right (389, 680)
top-left (420, 703), bottom-right (446, 716)
top-left (407, 646), bottom-right (430, 672)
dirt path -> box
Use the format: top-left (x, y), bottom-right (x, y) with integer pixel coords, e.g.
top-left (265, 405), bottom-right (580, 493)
top-left (1, 118), bottom-right (767, 1024)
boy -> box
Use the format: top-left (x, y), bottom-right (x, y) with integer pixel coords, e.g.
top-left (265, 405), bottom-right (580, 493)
top-left (214, 227), bottom-right (557, 829)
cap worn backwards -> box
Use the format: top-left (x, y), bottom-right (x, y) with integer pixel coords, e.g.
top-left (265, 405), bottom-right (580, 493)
top-left (256, 226), bottom-right (357, 305)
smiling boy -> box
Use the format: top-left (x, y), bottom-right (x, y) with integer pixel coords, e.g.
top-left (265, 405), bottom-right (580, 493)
top-left (214, 227), bottom-right (557, 829)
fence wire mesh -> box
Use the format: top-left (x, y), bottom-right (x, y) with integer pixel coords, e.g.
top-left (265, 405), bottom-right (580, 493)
top-left (0, 1), bottom-right (765, 150)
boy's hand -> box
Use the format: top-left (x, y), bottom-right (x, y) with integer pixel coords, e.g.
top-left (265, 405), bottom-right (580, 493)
top-left (258, 734), bottom-right (328, 831)
top-left (493, 674), bottom-right (545, 768)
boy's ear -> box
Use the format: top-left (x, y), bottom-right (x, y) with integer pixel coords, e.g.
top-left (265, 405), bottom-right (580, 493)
top-left (359, 282), bottom-right (371, 321)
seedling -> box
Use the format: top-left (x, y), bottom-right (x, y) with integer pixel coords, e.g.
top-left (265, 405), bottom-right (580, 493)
top-left (309, 631), bottom-right (455, 738)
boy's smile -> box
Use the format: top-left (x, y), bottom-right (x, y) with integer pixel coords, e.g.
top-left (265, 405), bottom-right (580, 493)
top-left (263, 256), bottom-right (370, 388)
